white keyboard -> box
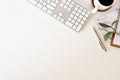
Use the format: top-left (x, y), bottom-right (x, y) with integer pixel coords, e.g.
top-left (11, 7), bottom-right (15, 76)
top-left (27, 0), bottom-right (91, 32)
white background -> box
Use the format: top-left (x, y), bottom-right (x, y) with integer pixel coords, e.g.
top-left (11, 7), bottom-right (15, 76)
top-left (0, 0), bottom-right (120, 80)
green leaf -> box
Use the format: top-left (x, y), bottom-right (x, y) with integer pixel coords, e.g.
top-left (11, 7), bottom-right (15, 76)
top-left (112, 20), bottom-right (118, 26)
top-left (104, 32), bottom-right (113, 41)
top-left (99, 23), bottom-right (111, 28)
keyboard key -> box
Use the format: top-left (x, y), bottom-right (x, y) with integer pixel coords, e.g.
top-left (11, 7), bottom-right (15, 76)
top-left (29, 0), bottom-right (38, 5)
top-left (80, 7), bottom-right (83, 9)
top-left (39, 0), bottom-right (43, 4)
top-left (70, 14), bottom-right (74, 18)
top-left (61, 18), bottom-right (64, 22)
top-left (76, 5), bottom-right (80, 8)
top-left (47, 9), bottom-right (52, 14)
top-left (65, 21), bottom-right (73, 27)
top-left (74, 16), bottom-right (77, 20)
top-left (82, 11), bottom-right (85, 15)
top-left (75, 12), bottom-right (79, 16)
top-left (85, 14), bottom-right (89, 17)
top-left (76, 25), bottom-right (82, 32)
top-left (72, 11), bottom-right (76, 14)
top-left (47, 0), bottom-right (50, 3)
top-left (57, 16), bottom-right (61, 20)
top-left (43, 2), bottom-right (47, 6)
top-left (60, 3), bottom-right (64, 7)
top-left (46, 5), bottom-right (54, 10)
top-left (52, 0), bottom-right (55, 2)
top-left (68, 18), bottom-right (72, 21)
top-left (68, 0), bottom-right (71, 2)
top-left (66, 2), bottom-right (70, 5)
top-left (59, 13), bottom-right (63, 16)
top-left (80, 20), bottom-right (84, 24)
top-left (75, 22), bottom-right (79, 25)
top-left (77, 18), bottom-right (81, 22)
top-left (83, 17), bottom-right (87, 21)
top-left (69, 4), bottom-right (73, 8)
top-left (37, 4), bottom-right (43, 8)
top-left (78, 9), bottom-right (82, 13)
top-left (71, 20), bottom-right (75, 23)
top-left (83, 9), bottom-right (87, 12)
top-left (74, 7), bottom-right (78, 11)
top-left (42, 7), bottom-right (47, 11)
top-left (79, 15), bottom-right (83, 19)
top-left (63, 0), bottom-right (66, 3)
top-left (71, 1), bottom-right (74, 5)
top-left (73, 25), bottom-right (77, 30)
top-left (55, 0), bottom-right (59, 3)
top-left (67, 8), bottom-right (71, 11)
top-left (53, 14), bottom-right (57, 17)
top-left (64, 6), bottom-right (67, 9)
top-left (50, 2), bottom-right (56, 7)
top-left (87, 11), bottom-right (90, 14)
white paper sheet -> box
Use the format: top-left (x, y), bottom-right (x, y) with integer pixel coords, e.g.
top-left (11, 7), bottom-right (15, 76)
top-left (97, 4), bottom-right (120, 45)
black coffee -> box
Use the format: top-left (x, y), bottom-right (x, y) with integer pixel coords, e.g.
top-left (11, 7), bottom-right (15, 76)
top-left (99, 0), bottom-right (114, 6)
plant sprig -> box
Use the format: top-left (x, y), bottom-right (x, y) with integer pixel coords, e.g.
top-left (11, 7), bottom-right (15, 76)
top-left (99, 20), bottom-right (120, 41)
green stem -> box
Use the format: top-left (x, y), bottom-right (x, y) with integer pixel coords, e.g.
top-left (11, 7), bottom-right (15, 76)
top-left (109, 26), bottom-right (116, 32)
top-left (109, 26), bottom-right (120, 36)
top-left (100, 27), bottom-right (120, 36)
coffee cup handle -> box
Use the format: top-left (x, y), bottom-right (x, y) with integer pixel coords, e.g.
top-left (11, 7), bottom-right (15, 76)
top-left (91, 7), bottom-right (98, 14)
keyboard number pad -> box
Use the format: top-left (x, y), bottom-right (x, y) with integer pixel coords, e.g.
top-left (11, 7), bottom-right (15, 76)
top-left (66, 4), bottom-right (90, 32)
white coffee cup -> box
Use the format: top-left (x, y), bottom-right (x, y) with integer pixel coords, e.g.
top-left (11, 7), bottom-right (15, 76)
top-left (92, 0), bottom-right (116, 14)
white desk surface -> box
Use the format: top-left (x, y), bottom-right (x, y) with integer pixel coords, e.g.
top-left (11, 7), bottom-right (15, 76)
top-left (0, 0), bottom-right (120, 80)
